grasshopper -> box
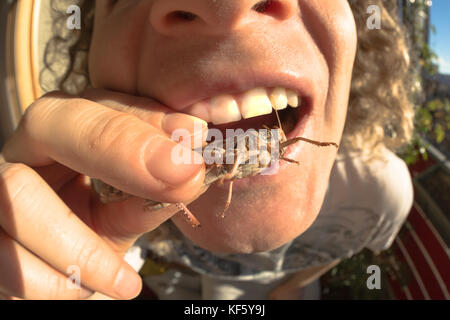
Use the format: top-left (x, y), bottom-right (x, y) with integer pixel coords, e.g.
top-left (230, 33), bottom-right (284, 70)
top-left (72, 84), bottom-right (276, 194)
top-left (92, 109), bottom-right (338, 227)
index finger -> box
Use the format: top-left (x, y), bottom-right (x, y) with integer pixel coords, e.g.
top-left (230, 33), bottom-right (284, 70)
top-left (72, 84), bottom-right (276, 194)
top-left (3, 91), bottom-right (206, 203)
top-left (0, 161), bottom-right (141, 299)
top-left (81, 88), bottom-right (209, 149)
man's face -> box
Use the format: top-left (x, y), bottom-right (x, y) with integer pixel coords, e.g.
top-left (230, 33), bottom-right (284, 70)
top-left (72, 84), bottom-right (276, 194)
top-left (89, 0), bottom-right (357, 253)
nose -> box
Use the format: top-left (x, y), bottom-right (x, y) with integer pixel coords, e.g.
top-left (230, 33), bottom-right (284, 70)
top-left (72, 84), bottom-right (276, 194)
top-left (150, 0), bottom-right (298, 36)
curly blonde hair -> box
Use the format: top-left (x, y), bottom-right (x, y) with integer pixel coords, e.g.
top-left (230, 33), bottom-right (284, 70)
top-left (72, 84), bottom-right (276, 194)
top-left (345, 0), bottom-right (415, 158)
top-left (42, 0), bottom-right (415, 158)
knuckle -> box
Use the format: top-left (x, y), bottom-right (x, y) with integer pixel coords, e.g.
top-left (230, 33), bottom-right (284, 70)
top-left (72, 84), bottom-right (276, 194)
top-left (16, 99), bottom-right (52, 141)
top-left (73, 236), bottom-right (122, 290)
top-left (45, 272), bottom-right (83, 300)
top-left (76, 239), bottom-right (102, 274)
top-left (85, 112), bottom-right (139, 156)
top-left (0, 163), bottom-right (36, 225)
top-left (17, 91), bottom-right (72, 137)
top-left (74, 238), bottom-right (113, 282)
top-left (19, 98), bottom-right (47, 131)
top-left (0, 162), bottom-right (32, 185)
top-left (45, 274), bottom-right (69, 300)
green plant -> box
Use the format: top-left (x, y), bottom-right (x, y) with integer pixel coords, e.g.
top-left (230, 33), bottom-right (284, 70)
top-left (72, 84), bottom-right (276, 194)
top-left (321, 248), bottom-right (412, 300)
top-left (398, 0), bottom-right (449, 165)
top-left (401, 98), bottom-right (450, 165)
top-left (420, 43), bottom-right (439, 76)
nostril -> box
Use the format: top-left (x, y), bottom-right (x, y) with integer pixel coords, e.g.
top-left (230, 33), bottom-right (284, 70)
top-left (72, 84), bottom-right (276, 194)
top-left (252, 0), bottom-right (290, 19)
top-left (252, 0), bottom-right (272, 13)
top-left (167, 10), bottom-right (197, 22)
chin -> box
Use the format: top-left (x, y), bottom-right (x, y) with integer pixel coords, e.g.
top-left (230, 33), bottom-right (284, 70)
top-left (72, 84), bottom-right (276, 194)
top-left (170, 141), bottom-right (335, 254)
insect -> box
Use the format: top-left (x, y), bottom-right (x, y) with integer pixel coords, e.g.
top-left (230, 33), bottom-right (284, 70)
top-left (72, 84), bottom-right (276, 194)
top-left (92, 109), bottom-right (338, 228)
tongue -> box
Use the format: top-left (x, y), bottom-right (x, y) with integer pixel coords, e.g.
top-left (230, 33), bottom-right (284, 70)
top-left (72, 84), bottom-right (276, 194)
top-left (208, 112), bottom-right (276, 137)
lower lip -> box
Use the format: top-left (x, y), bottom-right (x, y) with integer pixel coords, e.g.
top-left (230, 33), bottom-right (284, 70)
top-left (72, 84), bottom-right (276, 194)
top-left (214, 101), bottom-right (312, 191)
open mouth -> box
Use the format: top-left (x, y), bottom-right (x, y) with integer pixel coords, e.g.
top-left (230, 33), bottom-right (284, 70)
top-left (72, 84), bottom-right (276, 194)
top-left (184, 87), bottom-right (310, 139)
top-left (177, 86), bottom-right (315, 195)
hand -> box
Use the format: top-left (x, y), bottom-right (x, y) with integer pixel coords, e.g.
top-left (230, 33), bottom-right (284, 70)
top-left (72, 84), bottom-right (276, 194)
top-left (0, 89), bottom-right (208, 300)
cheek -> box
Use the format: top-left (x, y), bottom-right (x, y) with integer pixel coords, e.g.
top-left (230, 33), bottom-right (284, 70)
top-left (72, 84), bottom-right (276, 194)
top-left (329, 5), bottom-right (358, 74)
top-left (88, 7), bottom-right (150, 93)
top-left (327, 8), bottom-right (357, 129)
top-left (301, 0), bottom-right (357, 132)
top-left (301, 0), bottom-right (357, 61)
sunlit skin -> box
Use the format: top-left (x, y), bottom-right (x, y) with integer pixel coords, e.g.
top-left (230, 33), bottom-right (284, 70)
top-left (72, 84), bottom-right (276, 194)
top-left (89, 0), bottom-right (357, 253)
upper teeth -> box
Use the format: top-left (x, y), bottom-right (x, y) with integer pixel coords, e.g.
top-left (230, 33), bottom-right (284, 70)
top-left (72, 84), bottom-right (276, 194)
top-left (241, 88), bottom-right (272, 119)
top-left (186, 87), bottom-right (301, 125)
top-left (270, 87), bottom-right (288, 110)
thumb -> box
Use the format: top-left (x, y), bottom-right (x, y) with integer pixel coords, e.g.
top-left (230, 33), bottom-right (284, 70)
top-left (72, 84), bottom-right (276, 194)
top-left (78, 89), bottom-right (210, 252)
top-left (81, 88), bottom-right (209, 203)
top-left (82, 88), bottom-right (209, 149)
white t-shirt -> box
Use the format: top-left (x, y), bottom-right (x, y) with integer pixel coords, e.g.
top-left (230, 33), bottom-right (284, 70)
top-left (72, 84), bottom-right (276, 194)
top-left (126, 145), bottom-right (414, 279)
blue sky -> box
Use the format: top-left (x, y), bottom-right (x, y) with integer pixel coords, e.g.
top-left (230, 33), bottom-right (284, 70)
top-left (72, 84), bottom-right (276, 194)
top-left (430, 0), bottom-right (450, 74)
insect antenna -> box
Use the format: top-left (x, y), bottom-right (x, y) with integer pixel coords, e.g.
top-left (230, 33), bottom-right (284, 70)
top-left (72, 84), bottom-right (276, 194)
top-left (274, 107), bottom-right (283, 132)
top-left (280, 157), bottom-right (300, 165)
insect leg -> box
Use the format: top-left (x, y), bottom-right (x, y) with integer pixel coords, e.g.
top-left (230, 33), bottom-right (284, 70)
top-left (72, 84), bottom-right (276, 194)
top-left (280, 157), bottom-right (300, 165)
top-left (219, 180), bottom-right (233, 218)
top-left (218, 151), bottom-right (242, 185)
top-left (280, 137), bottom-right (339, 149)
top-left (217, 151), bottom-right (242, 217)
top-left (175, 202), bottom-right (201, 228)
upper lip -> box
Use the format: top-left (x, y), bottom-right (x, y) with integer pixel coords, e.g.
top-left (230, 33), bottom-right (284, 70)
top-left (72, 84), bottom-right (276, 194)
top-left (151, 67), bottom-right (316, 111)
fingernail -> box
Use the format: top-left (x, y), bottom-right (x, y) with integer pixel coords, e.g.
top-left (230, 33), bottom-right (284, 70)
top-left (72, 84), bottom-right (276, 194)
top-left (147, 139), bottom-right (204, 186)
top-left (162, 113), bottom-right (208, 150)
top-left (113, 266), bottom-right (142, 300)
